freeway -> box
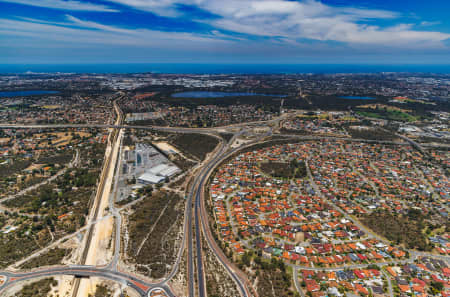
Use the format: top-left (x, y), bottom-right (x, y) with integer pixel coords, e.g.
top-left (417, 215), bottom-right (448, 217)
top-left (194, 142), bottom-right (229, 297)
top-left (194, 145), bottom-right (250, 297)
top-left (182, 134), bottom-right (228, 297)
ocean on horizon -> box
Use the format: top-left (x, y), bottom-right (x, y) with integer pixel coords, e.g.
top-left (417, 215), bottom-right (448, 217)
top-left (0, 63), bottom-right (449, 74)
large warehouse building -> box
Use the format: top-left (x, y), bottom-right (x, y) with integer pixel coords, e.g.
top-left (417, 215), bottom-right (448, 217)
top-left (128, 143), bottom-right (181, 185)
top-left (137, 163), bottom-right (181, 185)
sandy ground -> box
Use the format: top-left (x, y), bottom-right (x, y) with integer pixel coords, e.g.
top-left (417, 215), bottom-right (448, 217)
top-left (50, 275), bottom-right (75, 297)
top-left (91, 216), bottom-right (115, 266)
top-left (41, 105), bottom-right (61, 109)
top-left (76, 278), bottom-right (140, 297)
top-left (60, 236), bottom-right (81, 265)
top-left (123, 287), bottom-right (142, 297)
top-left (0, 137), bottom-right (10, 145)
top-left (154, 141), bottom-right (180, 154)
top-left (76, 129), bottom-right (122, 297)
top-left (23, 163), bottom-right (46, 171)
top-left (61, 231), bottom-right (85, 266)
top-left (253, 127), bottom-right (270, 134)
top-left (76, 276), bottom-right (98, 296)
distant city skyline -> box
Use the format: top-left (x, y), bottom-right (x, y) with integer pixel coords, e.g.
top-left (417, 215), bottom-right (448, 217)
top-left (1, 0), bottom-right (449, 64)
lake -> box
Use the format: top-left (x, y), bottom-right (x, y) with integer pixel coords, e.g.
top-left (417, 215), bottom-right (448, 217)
top-left (172, 91), bottom-right (286, 98)
top-left (0, 90), bottom-right (60, 97)
top-left (339, 96), bottom-right (375, 100)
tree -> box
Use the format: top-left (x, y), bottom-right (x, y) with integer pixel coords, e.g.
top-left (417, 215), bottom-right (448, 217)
top-left (431, 281), bottom-right (443, 292)
top-left (242, 252), bottom-right (251, 267)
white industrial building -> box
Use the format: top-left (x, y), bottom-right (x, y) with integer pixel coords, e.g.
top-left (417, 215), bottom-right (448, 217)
top-left (137, 172), bottom-right (166, 185)
top-left (127, 143), bottom-right (181, 185)
top-left (137, 163), bottom-right (181, 185)
top-left (149, 163), bottom-right (181, 177)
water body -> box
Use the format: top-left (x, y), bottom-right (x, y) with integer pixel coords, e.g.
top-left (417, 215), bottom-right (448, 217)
top-left (0, 64), bottom-right (449, 74)
top-left (172, 91), bottom-right (286, 98)
top-left (338, 96), bottom-right (375, 100)
top-left (0, 90), bottom-right (59, 97)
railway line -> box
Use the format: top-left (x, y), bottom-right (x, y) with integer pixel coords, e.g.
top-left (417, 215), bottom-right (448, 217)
top-left (72, 97), bottom-right (124, 297)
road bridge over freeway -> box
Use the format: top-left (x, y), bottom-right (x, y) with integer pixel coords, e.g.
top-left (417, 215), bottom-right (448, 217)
top-left (0, 266), bottom-right (174, 297)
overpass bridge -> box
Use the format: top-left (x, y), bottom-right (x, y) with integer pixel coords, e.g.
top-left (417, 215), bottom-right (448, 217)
top-left (0, 266), bottom-right (174, 297)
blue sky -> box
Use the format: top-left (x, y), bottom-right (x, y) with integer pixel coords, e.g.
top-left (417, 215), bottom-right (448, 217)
top-left (1, 0), bottom-right (449, 64)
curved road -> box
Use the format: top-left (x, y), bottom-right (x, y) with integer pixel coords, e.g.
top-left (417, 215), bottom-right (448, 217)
top-left (0, 266), bottom-right (174, 297)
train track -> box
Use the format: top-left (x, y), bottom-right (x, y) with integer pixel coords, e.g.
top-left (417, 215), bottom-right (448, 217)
top-left (71, 97), bottom-right (124, 297)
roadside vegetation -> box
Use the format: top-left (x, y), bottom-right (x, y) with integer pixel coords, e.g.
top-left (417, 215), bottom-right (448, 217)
top-left (203, 236), bottom-right (240, 297)
top-left (88, 284), bottom-right (113, 297)
top-left (10, 277), bottom-right (57, 297)
top-left (126, 190), bottom-right (184, 279)
top-left (219, 132), bottom-right (234, 143)
top-left (171, 156), bottom-right (196, 172)
top-left (236, 251), bottom-right (298, 297)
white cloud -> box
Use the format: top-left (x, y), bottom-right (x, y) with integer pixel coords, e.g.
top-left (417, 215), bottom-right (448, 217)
top-left (103, 0), bottom-right (189, 16)
top-left (419, 21), bottom-right (441, 27)
top-left (0, 15), bottom-right (233, 48)
top-left (0, 0), bottom-right (118, 12)
top-left (103, 0), bottom-right (450, 48)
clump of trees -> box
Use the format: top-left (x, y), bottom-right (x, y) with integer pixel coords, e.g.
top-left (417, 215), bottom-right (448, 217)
top-left (238, 253), bottom-right (298, 297)
top-left (259, 159), bottom-right (306, 179)
top-left (170, 133), bottom-right (219, 161)
top-left (361, 209), bottom-right (432, 251)
top-left (346, 127), bottom-right (398, 141)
